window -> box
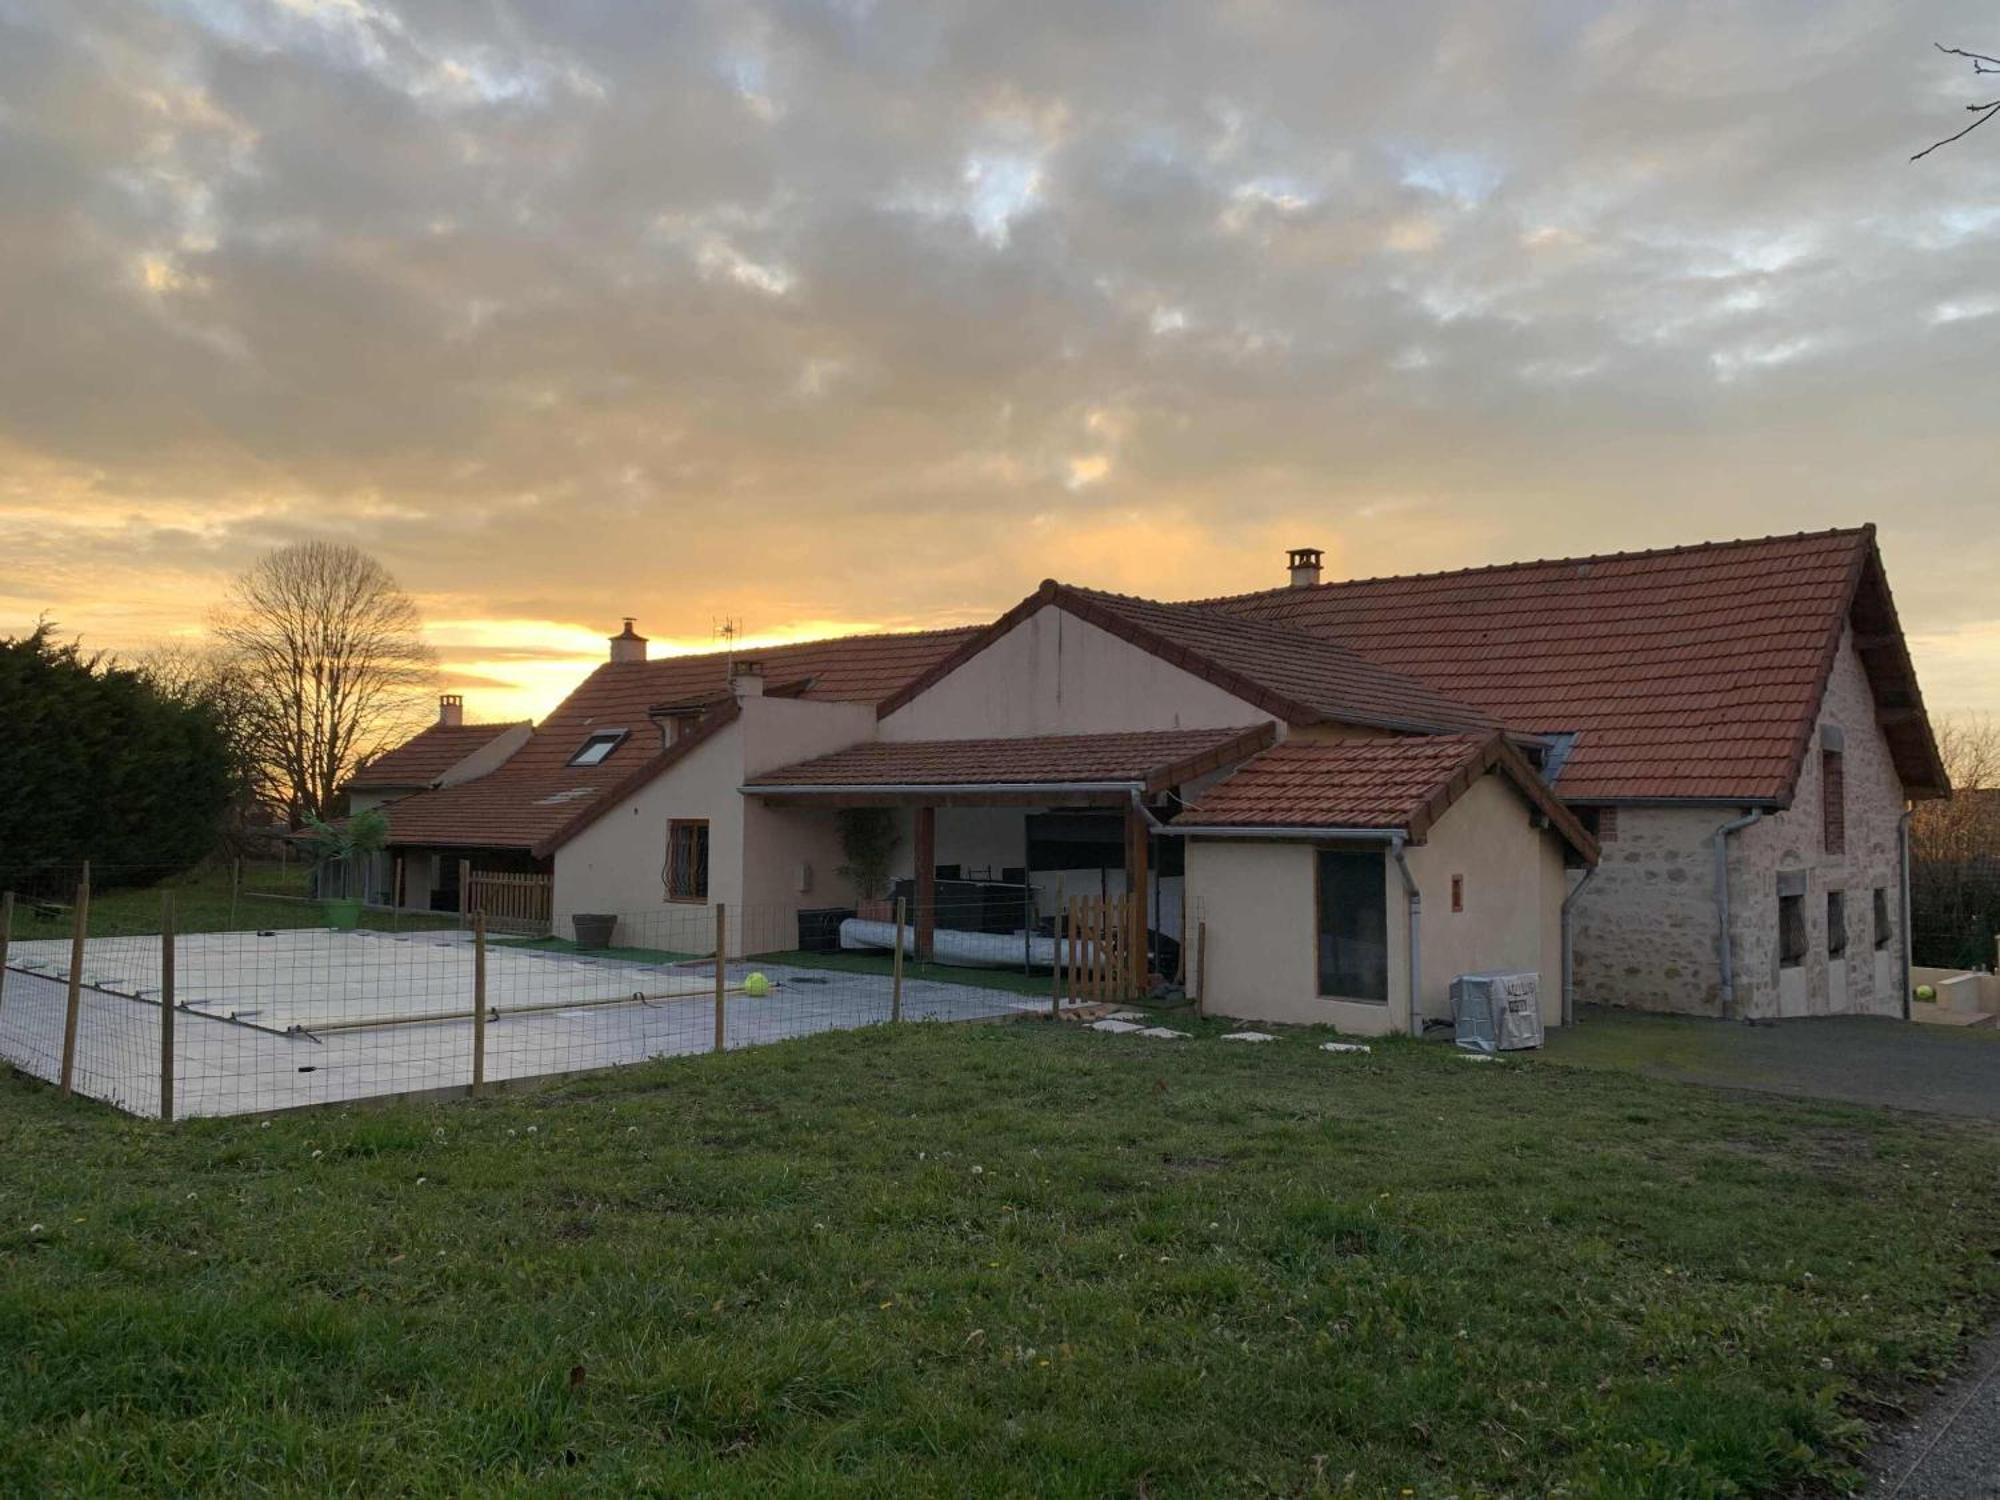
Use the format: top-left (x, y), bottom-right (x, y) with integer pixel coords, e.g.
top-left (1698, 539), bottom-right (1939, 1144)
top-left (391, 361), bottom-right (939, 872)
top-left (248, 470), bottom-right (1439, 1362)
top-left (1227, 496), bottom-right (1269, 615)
top-left (1581, 806), bottom-right (1619, 843)
top-left (1316, 850), bottom-right (1388, 1002)
top-left (1827, 890), bottom-right (1846, 958)
top-left (1821, 746), bottom-right (1845, 856)
top-left (1450, 874), bottom-right (1464, 913)
top-left (666, 819), bottom-right (709, 902)
top-left (569, 729), bottom-right (629, 767)
top-left (1873, 887), bottom-right (1893, 950)
top-left (1779, 891), bottom-right (1807, 968)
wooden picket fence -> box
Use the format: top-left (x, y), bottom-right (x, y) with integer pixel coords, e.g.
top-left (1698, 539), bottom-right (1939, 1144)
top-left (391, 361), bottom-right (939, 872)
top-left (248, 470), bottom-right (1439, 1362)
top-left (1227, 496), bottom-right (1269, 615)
top-left (464, 869), bottom-right (553, 931)
top-left (1055, 893), bottom-right (1141, 1005)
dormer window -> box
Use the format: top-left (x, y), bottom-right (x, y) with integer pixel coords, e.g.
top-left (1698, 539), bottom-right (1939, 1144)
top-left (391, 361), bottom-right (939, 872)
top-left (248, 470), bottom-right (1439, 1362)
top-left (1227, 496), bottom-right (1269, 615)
top-left (568, 729), bottom-right (630, 767)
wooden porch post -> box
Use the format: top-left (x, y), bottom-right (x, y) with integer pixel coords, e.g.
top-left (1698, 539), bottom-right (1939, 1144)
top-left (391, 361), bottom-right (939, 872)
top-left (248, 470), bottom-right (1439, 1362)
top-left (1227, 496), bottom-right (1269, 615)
top-left (914, 806), bottom-right (936, 960)
top-left (1124, 802), bottom-right (1149, 1000)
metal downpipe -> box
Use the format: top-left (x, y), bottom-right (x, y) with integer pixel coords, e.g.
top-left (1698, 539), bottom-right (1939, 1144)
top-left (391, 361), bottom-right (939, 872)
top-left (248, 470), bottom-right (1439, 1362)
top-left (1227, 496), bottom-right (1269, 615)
top-left (1713, 809), bottom-right (1763, 1021)
top-left (1560, 865), bottom-right (1599, 1027)
top-left (1390, 835), bottom-right (1421, 1037)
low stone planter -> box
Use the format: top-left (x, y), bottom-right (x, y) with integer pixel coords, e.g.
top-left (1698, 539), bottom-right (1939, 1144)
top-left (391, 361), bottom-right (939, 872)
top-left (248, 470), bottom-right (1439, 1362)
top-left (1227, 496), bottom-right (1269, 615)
top-left (572, 913), bottom-right (616, 949)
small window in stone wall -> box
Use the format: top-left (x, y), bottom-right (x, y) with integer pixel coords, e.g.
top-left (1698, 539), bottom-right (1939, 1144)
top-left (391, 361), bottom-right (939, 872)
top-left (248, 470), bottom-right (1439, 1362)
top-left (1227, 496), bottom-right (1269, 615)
top-left (1585, 806), bottom-right (1618, 842)
top-left (1873, 887), bottom-right (1892, 950)
top-left (1779, 891), bottom-right (1807, 967)
top-left (1821, 747), bottom-right (1845, 856)
top-left (1827, 890), bottom-right (1846, 958)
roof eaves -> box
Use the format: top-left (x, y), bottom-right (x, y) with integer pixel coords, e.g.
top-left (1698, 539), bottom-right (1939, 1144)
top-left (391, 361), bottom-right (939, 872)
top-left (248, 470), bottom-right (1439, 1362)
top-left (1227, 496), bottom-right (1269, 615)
top-left (1144, 722), bottom-right (1280, 793)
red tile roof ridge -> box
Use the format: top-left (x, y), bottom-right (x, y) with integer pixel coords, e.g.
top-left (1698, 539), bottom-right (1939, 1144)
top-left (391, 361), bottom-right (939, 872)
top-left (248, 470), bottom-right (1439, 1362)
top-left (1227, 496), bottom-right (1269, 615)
top-left (1183, 524), bottom-right (1875, 605)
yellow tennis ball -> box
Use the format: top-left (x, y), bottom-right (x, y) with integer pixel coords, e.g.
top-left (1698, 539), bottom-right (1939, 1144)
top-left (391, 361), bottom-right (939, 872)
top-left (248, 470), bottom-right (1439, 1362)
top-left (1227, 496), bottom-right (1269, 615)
top-left (743, 972), bottom-right (770, 998)
top-left (1916, 983), bottom-right (1935, 1002)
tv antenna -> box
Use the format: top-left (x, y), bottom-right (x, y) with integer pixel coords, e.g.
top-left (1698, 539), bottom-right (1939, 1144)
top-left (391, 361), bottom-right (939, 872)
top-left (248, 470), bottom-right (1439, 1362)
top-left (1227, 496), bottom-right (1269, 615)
top-left (712, 616), bottom-right (742, 649)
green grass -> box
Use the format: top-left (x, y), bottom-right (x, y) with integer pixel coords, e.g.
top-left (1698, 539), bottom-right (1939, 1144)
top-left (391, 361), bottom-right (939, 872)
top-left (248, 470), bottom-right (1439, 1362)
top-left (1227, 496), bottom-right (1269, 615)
top-left (3, 1023), bottom-right (1997, 1495)
top-left (5, 862), bottom-right (456, 943)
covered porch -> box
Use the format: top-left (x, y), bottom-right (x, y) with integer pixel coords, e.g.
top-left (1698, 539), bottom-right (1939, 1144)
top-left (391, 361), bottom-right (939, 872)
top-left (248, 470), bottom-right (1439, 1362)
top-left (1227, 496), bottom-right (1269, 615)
top-left (742, 725), bottom-right (1277, 992)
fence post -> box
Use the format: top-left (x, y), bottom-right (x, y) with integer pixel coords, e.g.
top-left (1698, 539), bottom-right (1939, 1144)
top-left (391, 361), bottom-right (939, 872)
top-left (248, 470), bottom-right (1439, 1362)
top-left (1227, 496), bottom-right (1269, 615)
top-left (59, 861), bottom-right (90, 1096)
top-left (160, 891), bottom-right (175, 1124)
top-left (891, 897), bottom-right (906, 1023)
top-left (229, 857), bottom-right (241, 929)
top-left (1049, 894), bottom-right (1061, 1020)
top-left (713, 902), bottom-right (728, 1054)
top-left (1195, 920), bottom-right (1208, 1018)
top-left (471, 912), bottom-right (487, 1097)
top-left (459, 859), bottom-right (472, 930)
top-left (392, 857), bottom-right (403, 934)
top-left (0, 889), bottom-right (12, 1014)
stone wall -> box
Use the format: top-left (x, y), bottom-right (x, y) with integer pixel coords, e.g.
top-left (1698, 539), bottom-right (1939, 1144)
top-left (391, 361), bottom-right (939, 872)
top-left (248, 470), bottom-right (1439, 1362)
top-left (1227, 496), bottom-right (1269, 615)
top-left (1570, 628), bottom-right (1909, 1017)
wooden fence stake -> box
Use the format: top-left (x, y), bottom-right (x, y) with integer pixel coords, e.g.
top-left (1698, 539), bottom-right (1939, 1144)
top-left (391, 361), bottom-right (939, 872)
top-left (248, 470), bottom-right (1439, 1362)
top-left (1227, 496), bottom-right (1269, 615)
top-left (159, 891), bottom-right (175, 1123)
top-left (1049, 897), bottom-right (1062, 1020)
top-left (891, 897), bottom-right (906, 1023)
top-left (392, 857), bottom-right (404, 933)
top-left (1195, 920), bottom-right (1208, 1019)
top-left (471, 912), bottom-right (487, 1097)
top-left (458, 858), bottom-right (472, 930)
top-left (0, 890), bottom-right (12, 1014)
top-left (229, 857), bottom-right (241, 929)
top-left (59, 862), bottom-right (90, 1096)
top-left (713, 902), bottom-right (728, 1054)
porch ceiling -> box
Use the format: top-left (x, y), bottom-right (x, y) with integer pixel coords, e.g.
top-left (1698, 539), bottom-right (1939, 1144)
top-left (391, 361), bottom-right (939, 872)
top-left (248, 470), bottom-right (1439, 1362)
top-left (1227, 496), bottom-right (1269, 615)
top-left (742, 724), bottom-right (1277, 807)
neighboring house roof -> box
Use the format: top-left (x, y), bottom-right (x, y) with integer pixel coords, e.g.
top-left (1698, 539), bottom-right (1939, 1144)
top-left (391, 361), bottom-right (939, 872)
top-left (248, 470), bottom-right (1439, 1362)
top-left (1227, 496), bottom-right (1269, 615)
top-left (878, 580), bottom-right (1495, 736)
top-left (1178, 732), bottom-right (1598, 861)
top-left (1195, 526), bottom-right (1947, 804)
top-left (375, 628), bottom-right (974, 854)
top-left (746, 725), bottom-right (1277, 802)
top-left (347, 721), bottom-right (530, 790)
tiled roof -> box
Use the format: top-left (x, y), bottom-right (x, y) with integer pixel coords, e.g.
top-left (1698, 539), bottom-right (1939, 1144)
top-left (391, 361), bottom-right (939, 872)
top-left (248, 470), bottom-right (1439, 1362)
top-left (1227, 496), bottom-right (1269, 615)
top-left (378, 628), bottom-right (973, 852)
top-left (348, 721), bottom-right (529, 789)
top-left (1180, 733), bottom-right (1597, 860)
top-left (1196, 527), bottom-right (1946, 803)
top-left (747, 725), bottom-right (1276, 793)
top-left (878, 580), bottom-right (1494, 736)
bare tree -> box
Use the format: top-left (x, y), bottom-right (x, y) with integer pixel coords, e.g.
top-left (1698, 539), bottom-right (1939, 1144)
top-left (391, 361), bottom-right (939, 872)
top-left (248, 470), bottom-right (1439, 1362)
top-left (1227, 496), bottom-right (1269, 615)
top-left (1913, 44), bottom-right (2000, 161)
top-left (1910, 712), bottom-right (2000, 968)
top-left (214, 542), bottom-right (437, 824)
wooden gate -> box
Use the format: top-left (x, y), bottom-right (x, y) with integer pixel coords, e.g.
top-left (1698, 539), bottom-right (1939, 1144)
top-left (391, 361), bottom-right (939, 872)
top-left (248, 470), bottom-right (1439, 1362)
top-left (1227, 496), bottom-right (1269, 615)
top-left (465, 869), bottom-right (553, 931)
top-left (1057, 894), bottom-right (1144, 1005)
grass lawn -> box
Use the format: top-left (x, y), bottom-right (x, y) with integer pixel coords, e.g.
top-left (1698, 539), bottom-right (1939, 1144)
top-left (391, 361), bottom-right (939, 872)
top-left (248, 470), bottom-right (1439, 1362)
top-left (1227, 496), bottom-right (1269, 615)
top-left (3, 1022), bottom-right (1998, 1496)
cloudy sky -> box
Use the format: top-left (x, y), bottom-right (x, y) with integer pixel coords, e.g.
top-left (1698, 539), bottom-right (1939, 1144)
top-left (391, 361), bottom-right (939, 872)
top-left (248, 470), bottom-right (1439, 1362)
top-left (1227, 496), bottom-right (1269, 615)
top-left (2, 0), bottom-right (1997, 725)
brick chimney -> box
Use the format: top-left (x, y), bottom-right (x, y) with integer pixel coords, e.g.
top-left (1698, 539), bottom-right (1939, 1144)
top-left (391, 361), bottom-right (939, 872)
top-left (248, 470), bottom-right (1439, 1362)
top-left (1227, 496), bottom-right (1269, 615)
top-left (609, 617), bottom-right (648, 664)
top-left (729, 660), bottom-right (766, 700)
top-left (1287, 547), bottom-right (1323, 589)
top-left (438, 693), bottom-right (464, 727)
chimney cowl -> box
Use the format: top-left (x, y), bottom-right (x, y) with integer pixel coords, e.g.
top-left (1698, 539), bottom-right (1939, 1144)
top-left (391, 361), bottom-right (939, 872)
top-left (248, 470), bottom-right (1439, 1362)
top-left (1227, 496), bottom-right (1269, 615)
top-left (438, 694), bottom-right (464, 727)
top-left (609, 617), bottom-right (649, 664)
top-left (1286, 547), bottom-right (1324, 589)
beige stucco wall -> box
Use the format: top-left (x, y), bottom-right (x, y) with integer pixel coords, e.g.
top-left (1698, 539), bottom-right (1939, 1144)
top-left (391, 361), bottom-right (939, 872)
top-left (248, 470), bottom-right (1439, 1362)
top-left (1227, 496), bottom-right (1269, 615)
top-left (1568, 628), bottom-right (1909, 1018)
top-left (1405, 773), bottom-right (1569, 1030)
top-left (551, 696), bottom-right (876, 956)
top-left (1186, 772), bottom-right (1571, 1036)
top-left (879, 606), bottom-right (1273, 740)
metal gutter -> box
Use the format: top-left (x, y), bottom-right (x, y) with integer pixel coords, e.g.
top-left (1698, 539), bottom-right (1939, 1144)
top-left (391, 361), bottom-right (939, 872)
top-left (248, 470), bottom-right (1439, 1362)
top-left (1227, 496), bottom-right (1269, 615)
top-left (1158, 825), bottom-right (1404, 841)
top-left (741, 779), bottom-right (1146, 797)
top-left (1559, 865), bottom-right (1598, 1027)
top-left (1712, 809), bottom-right (1764, 1020)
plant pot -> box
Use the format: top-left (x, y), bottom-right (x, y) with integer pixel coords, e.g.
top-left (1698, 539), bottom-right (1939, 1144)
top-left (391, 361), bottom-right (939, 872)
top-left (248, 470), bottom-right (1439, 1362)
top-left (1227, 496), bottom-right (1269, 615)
top-left (573, 913), bottom-right (617, 950)
top-left (325, 898), bottom-right (363, 931)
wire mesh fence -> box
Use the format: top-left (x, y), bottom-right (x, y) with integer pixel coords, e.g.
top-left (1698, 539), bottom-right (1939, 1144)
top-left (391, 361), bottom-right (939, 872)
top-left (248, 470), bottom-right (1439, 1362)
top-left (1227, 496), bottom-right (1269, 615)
top-left (0, 865), bottom-right (1120, 1120)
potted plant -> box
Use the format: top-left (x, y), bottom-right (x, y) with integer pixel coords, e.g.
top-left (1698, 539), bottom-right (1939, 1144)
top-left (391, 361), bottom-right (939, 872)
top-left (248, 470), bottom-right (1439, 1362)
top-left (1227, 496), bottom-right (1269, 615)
top-left (299, 809), bottom-right (389, 931)
top-left (837, 808), bottom-right (902, 921)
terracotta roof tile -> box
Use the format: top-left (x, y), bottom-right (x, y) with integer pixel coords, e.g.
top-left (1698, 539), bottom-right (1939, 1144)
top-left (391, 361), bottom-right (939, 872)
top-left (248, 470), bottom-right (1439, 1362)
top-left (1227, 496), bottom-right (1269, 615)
top-left (378, 629), bottom-right (973, 850)
top-left (1195, 527), bottom-right (1943, 803)
top-left (348, 721), bottom-right (528, 789)
top-left (1182, 733), bottom-right (1597, 860)
top-left (747, 726), bottom-right (1273, 792)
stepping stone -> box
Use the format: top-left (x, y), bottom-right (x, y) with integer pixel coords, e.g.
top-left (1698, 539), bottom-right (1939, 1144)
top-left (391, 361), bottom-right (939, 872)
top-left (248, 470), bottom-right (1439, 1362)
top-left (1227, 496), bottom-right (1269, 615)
top-left (1459, 1051), bottom-right (1499, 1063)
top-left (1320, 1041), bottom-right (1372, 1055)
top-left (1105, 1011), bottom-right (1148, 1021)
top-left (1219, 1031), bottom-right (1277, 1043)
top-left (1136, 1026), bottom-right (1188, 1040)
top-left (1089, 1019), bottom-right (1146, 1034)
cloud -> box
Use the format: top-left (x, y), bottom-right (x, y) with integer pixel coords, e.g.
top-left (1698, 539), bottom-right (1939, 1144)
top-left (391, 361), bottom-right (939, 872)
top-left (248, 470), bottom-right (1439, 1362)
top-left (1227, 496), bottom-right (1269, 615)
top-left (1, 0), bottom-right (1998, 724)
